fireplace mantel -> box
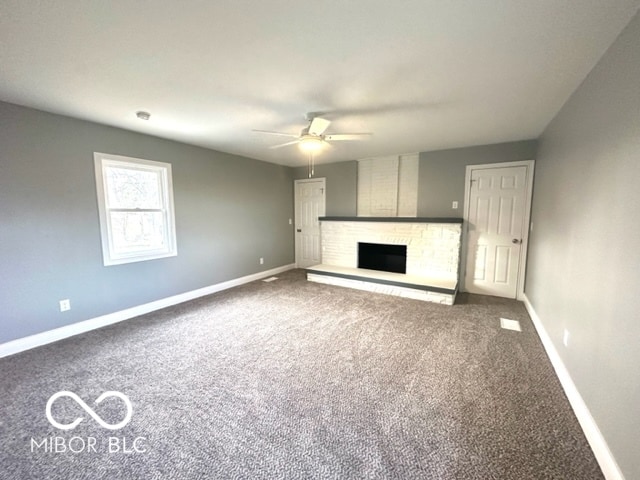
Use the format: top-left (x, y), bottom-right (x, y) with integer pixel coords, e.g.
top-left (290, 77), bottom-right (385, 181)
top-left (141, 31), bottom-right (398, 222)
top-left (320, 216), bottom-right (462, 224)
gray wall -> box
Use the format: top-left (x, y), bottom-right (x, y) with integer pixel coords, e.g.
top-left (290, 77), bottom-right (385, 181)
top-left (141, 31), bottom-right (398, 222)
top-left (525, 11), bottom-right (640, 479)
top-left (0, 101), bottom-right (294, 344)
top-left (417, 140), bottom-right (538, 217)
top-left (292, 143), bottom-right (538, 219)
top-left (292, 161), bottom-right (357, 216)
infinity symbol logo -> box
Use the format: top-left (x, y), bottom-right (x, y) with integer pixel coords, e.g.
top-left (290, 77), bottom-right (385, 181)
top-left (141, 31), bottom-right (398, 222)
top-left (46, 391), bottom-right (133, 430)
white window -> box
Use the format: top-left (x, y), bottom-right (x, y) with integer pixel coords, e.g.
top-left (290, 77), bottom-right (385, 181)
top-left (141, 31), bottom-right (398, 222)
top-left (94, 152), bottom-right (177, 266)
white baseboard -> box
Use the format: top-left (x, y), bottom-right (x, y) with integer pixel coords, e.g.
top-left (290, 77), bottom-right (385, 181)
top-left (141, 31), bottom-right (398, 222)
top-left (522, 294), bottom-right (624, 480)
top-left (0, 264), bottom-right (296, 359)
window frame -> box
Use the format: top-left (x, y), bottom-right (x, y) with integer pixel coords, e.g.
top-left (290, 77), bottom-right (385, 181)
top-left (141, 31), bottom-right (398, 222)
top-left (94, 152), bottom-right (177, 266)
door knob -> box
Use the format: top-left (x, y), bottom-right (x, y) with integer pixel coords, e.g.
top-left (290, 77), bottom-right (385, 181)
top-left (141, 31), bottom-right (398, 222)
top-left (512, 238), bottom-right (521, 244)
top-left (297, 229), bottom-right (302, 232)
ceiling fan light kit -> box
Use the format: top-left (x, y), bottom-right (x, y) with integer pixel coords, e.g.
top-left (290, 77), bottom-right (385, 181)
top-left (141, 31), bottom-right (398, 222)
top-left (298, 135), bottom-right (324, 152)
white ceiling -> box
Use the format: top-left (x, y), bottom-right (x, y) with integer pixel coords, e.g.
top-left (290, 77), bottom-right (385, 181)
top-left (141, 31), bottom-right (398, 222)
top-left (1, 1), bottom-right (638, 167)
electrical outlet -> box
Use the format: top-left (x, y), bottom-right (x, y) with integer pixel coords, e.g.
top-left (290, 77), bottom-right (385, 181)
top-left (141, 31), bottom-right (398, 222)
top-left (563, 329), bottom-right (570, 347)
top-left (59, 299), bottom-right (71, 312)
top-left (452, 201), bottom-right (458, 209)
top-left (259, 257), bottom-right (264, 265)
top-left (288, 218), bottom-right (292, 225)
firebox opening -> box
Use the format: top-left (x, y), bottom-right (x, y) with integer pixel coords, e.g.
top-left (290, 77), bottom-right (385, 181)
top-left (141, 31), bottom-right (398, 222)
top-left (358, 242), bottom-right (407, 274)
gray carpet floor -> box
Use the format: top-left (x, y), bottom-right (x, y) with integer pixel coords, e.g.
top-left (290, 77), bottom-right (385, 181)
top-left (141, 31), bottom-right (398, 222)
top-left (0, 269), bottom-right (603, 479)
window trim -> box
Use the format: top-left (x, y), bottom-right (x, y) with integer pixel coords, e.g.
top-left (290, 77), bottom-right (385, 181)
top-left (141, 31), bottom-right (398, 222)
top-left (94, 152), bottom-right (177, 266)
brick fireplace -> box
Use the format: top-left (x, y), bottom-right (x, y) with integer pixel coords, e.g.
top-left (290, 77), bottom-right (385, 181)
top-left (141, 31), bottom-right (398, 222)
top-left (306, 217), bottom-right (463, 305)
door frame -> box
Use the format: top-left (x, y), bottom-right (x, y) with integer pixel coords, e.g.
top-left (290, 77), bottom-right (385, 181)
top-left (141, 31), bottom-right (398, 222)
top-left (462, 160), bottom-right (535, 300)
top-left (294, 177), bottom-right (326, 268)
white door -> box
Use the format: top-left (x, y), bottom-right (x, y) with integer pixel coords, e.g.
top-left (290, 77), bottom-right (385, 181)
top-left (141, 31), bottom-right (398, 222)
top-left (294, 178), bottom-right (326, 268)
top-left (464, 163), bottom-right (533, 298)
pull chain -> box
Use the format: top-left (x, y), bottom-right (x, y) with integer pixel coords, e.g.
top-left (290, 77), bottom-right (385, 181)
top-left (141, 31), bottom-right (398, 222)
top-left (308, 152), bottom-right (315, 178)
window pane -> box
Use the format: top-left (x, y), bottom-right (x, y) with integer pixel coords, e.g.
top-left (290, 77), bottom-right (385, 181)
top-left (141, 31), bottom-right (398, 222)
top-left (105, 166), bottom-right (162, 209)
top-left (109, 211), bottom-right (167, 254)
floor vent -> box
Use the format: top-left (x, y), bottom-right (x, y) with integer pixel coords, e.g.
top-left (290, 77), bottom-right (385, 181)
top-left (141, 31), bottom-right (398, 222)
top-left (500, 318), bottom-right (522, 332)
top-left (262, 277), bottom-right (279, 283)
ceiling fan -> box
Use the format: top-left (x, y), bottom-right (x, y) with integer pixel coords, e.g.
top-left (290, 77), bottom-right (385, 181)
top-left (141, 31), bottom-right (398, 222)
top-left (253, 113), bottom-right (372, 152)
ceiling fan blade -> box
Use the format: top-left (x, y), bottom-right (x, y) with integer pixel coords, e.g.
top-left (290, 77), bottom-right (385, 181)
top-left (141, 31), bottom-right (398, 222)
top-left (268, 140), bottom-right (300, 149)
top-left (308, 117), bottom-right (331, 136)
top-left (325, 133), bottom-right (372, 141)
top-left (252, 129), bottom-right (299, 138)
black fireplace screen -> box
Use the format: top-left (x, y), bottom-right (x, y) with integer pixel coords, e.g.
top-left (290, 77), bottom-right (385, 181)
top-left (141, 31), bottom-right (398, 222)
top-left (358, 242), bottom-right (407, 274)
